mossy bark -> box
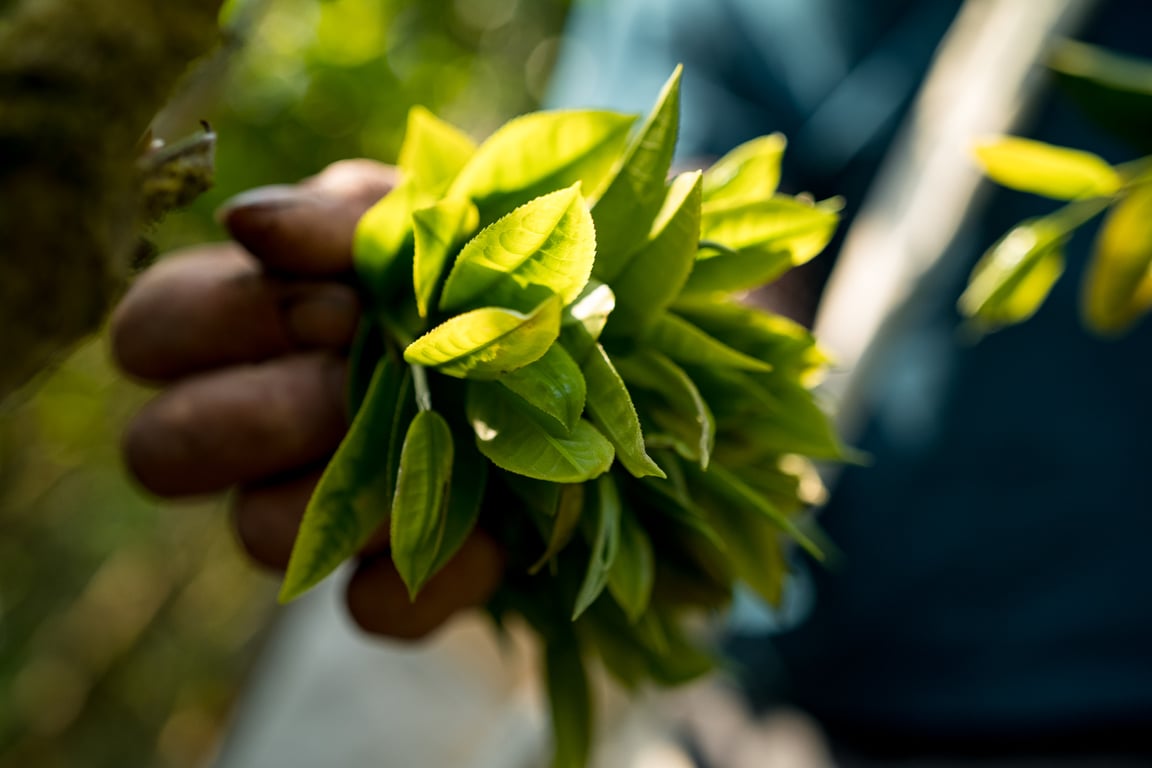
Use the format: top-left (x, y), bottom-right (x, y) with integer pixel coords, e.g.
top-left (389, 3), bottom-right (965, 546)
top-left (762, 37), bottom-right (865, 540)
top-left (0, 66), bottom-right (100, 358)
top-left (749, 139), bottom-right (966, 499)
top-left (0, 0), bottom-right (224, 399)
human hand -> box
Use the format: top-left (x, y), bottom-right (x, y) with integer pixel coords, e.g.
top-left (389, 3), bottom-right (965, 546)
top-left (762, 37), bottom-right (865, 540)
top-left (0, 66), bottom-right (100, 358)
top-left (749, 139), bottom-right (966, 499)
top-left (113, 160), bottom-right (504, 640)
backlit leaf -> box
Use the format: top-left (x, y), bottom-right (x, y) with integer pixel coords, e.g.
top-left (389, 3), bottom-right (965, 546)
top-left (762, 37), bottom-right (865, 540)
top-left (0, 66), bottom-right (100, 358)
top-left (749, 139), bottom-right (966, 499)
top-left (959, 217), bottom-right (1066, 331)
top-left (607, 171), bottom-right (702, 329)
top-left (280, 357), bottom-right (410, 602)
top-left (614, 350), bottom-right (714, 468)
top-left (645, 313), bottom-right (772, 372)
top-left (1083, 183), bottom-right (1152, 334)
top-left (498, 344), bottom-right (586, 435)
top-left (467, 381), bottom-right (614, 483)
top-left (699, 195), bottom-right (838, 268)
top-left (681, 244), bottom-right (792, 295)
top-left (404, 295), bottom-right (561, 379)
top-left (399, 106), bottom-right (477, 193)
top-left (582, 344), bottom-right (665, 479)
top-left (354, 179), bottom-right (418, 299)
top-left (439, 184), bottom-right (596, 313)
top-left (413, 198), bottom-right (479, 317)
top-left (702, 133), bottom-right (786, 204)
top-left (559, 281), bottom-right (616, 364)
top-left (448, 110), bottom-right (636, 222)
top-left (390, 410), bottom-right (455, 598)
top-left (573, 475), bottom-right (622, 619)
top-left (973, 136), bottom-right (1122, 200)
top-left (591, 66), bottom-right (682, 281)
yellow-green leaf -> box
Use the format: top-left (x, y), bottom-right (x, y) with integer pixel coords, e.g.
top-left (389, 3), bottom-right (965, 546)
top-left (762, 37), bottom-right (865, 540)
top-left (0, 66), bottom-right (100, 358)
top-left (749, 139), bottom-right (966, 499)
top-left (973, 136), bottom-right (1122, 200)
top-left (615, 350), bottom-right (714, 469)
top-left (498, 344), bottom-right (586, 435)
top-left (645, 312), bottom-right (772, 372)
top-left (354, 179), bottom-right (418, 299)
top-left (390, 410), bottom-right (454, 599)
top-left (582, 344), bottom-right (665, 479)
top-left (439, 184), bottom-right (596, 314)
top-left (559, 281), bottom-right (616, 364)
top-left (702, 133), bottom-right (786, 204)
top-left (1083, 184), bottom-right (1152, 333)
top-left (399, 106), bottom-right (477, 194)
top-left (959, 218), bottom-right (1066, 331)
top-left (404, 296), bottom-right (561, 379)
top-left (699, 195), bottom-right (838, 268)
top-left (413, 198), bottom-right (479, 317)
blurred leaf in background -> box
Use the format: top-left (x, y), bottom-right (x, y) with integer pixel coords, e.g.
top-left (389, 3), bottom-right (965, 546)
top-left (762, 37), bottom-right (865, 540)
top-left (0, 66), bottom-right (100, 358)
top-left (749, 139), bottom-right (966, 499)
top-left (0, 0), bottom-right (569, 766)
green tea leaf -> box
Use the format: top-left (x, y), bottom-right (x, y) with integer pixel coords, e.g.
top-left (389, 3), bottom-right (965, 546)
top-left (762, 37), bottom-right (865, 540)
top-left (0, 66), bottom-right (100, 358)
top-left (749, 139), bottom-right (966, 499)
top-left (404, 295), bottom-right (561, 379)
top-left (606, 505), bottom-right (654, 622)
top-left (544, 633), bottom-right (592, 768)
top-left (498, 344), bottom-right (586, 435)
top-left (681, 244), bottom-right (792, 295)
top-left (573, 475), bottom-right (622, 619)
top-left (614, 350), bottom-right (714, 468)
top-left (530, 484), bottom-right (585, 574)
top-left (645, 312), bottom-right (772, 372)
top-left (354, 179), bottom-right (418, 299)
top-left (439, 184), bottom-right (597, 313)
top-left (1082, 183), bottom-right (1152, 333)
top-left (591, 66), bottom-right (682, 281)
top-left (390, 410), bottom-right (455, 599)
top-left (973, 136), bottom-right (1122, 200)
top-left (607, 171), bottom-right (702, 329)
top-left (702, 133), bottom-right (786, 204)
top-left (429, 437), bottom-right (488, 576)
top-left (467, 381), bottom-right (614, 482)
top-left (582, 344), bottom-right (665, 479)
top-left (959, 217), bottom-right (1066, 331)
top-left (699, 195), bottom-right (838, 268)
top-left (280, 357), bottom-right (410, 602)
top-left (559, 281), bottom-right (616, 364)
top-left (1048, 40), bottom-right (1152, 154)
top-left (413, 198), bottom-right (479, 317)
top-left (346, 319), bottom-right (386, 415)
top-left (399, 106), bottom-right (477, 193)
top-left (707, 371), bottom-right (843, 460)
top-left (448, 110), bottom-right (636, 222)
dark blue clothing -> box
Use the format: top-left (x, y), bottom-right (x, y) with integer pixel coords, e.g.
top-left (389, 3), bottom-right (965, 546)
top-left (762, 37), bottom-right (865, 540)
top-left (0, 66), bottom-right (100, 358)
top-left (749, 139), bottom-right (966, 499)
top-left (552, 0), bottom-right (1152, 752)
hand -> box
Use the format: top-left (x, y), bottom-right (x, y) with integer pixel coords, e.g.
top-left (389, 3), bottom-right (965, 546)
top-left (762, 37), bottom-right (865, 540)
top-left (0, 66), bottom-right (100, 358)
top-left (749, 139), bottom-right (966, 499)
top-left (113, 160), bottom-right (504, 640)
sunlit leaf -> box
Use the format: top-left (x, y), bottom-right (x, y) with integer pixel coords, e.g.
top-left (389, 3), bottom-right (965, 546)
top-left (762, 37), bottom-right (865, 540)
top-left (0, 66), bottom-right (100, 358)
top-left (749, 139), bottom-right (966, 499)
top-left (467, 381), bottom-right (614, 483)
top-left (591, 66), bottom-right (682, 282)
top-left (413, 198), bottom-right (479, 317)
top-left (390, 410), bottom-right (454, 598)
top-left (399, 106), bottom-right (477, 193)
top-left (429, 437), bottom-right (487, 576)
top-left (607, 171), bottom-right (702, 329)
top-left (607, 504), bottom-right (654, 622)
top-left (582, 344), bottom-right (665, 479)
top-left (959, 217), bottom-right (1066, 331)
top-left (698, 195), bottom-right (838, 269)
top-left (530, 484), bottom-right (584, 574)
top-left (573, 475), bottom-right (622, 619)
top-left (1083, 183), bottom-right (1152, 334)
top-left (645, 313), bottom-right (772, 372)
top-left (498, 344), bottom-right (586, 435)
top-left (681, 243), bottom-right (793, 295)
top-left (614, 350), bottom-right (714, 468)
top-left (281, 357), bottom-right (410, 602)
top-left (404, 295), bottom-right (561, 379)
top-left (973, 135), bottom-right (1122, 200)
top-left (559, 281), bottom-right (616, 364)
top-left (354, 179), bottom-right (418, 299)
top-left (703, 133), bottom-right (786, 204)
top-left (545, 633), bottom-right (592, 768)
top-left (448, 110), bottom-right (636, 222)
top-left (439, 184), bottom-right (596, 313)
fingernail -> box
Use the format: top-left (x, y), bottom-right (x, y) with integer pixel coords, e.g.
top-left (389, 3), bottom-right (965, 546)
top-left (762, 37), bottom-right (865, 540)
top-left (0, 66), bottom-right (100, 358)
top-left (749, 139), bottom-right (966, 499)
top-left (214, 185), bottom-right (320, 225)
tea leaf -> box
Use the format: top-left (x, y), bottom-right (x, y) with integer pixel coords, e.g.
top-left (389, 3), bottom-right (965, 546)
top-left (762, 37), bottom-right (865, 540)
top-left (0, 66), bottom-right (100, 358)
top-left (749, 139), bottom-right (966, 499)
top-left (399, 106), bottom-right (477, 193)
top-left (614, 350), bottom-right (714, 468)
top-left (530, 484), bottom-right (585, 574)
top-left (591, 66), bottom-right (682, 281)
top-left (439, 184), bottom-right (596, 313)
top-left (559, 281), bottom-right (616, 364)
top-left (413, 198), bottom-right (479, 317)
top-left (280, 357), bottom-right (410, 602)
top-left (646, 313), bottom-right (772, 372)
top-left (448, 110), bottom-right (636, 222)
top-left (681, 244), bottom-right (792, 295)
top-left (700, 195), bottom-right (837, 265)
top-left (390, 410), bottom-right (455, 598)
top-left (404, 295), bottom-right (561, 379)
top-left (467, 381), bottom-right (614, 482)
top-left (573, 475), bottom-right (622, 619)
top-left (582, 344), bottom-right (665, 479)
top-left (702, 133), bottom-right (786, 204)
top-left (429, 437), bottom-right (488, 576)
top-left (973, 135), bottom-right (1122, 200)
top-left (498, 344), bottom-right (586, 435)
top-left (608, 171), bottom-right (702, 328)
top-left (959, 217), bottom-right (1066, 331)
top-left (1082, 183), bottom-right (1152, 333)
top-left (354, 179), bottom-right (418, 299)
top-left (607, 505), bottom-right (654, 622)
top-left (545, 634), bottom-right (592, 768)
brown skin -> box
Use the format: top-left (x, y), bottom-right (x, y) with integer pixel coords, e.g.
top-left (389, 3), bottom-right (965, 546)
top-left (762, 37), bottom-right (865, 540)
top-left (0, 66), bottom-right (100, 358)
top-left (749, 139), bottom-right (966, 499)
top-left (113, 160), bottom-right (505, 641)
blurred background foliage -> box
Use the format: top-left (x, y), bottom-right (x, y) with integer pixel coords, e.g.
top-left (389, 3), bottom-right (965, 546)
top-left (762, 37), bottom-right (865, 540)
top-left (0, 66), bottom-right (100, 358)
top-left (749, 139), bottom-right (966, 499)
top-left (0, 0), bottom-right (570, 766)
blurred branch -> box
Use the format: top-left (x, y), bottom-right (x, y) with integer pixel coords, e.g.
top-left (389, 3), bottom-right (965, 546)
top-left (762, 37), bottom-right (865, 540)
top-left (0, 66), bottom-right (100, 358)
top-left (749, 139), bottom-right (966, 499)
top-left (0, 0), bottom-right (225, 401)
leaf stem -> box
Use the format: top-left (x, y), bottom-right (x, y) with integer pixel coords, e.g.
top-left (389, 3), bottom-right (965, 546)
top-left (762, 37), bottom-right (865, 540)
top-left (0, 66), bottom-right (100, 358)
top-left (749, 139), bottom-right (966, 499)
top-left (411, 364), bottom-right (433, 412)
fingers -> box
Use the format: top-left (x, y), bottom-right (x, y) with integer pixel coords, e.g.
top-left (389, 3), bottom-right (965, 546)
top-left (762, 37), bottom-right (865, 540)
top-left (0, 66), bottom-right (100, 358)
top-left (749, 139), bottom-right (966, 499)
top-left (218, 159), bottom-right (399, 276)
top-left (123, 352), bottom-right (347, 496)
top-left (346, 532), bottom-right (504, 641)
top-left (111, 245), bottom-right (360, 381)
top-left (232, 469), bottom-right (321, 571)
